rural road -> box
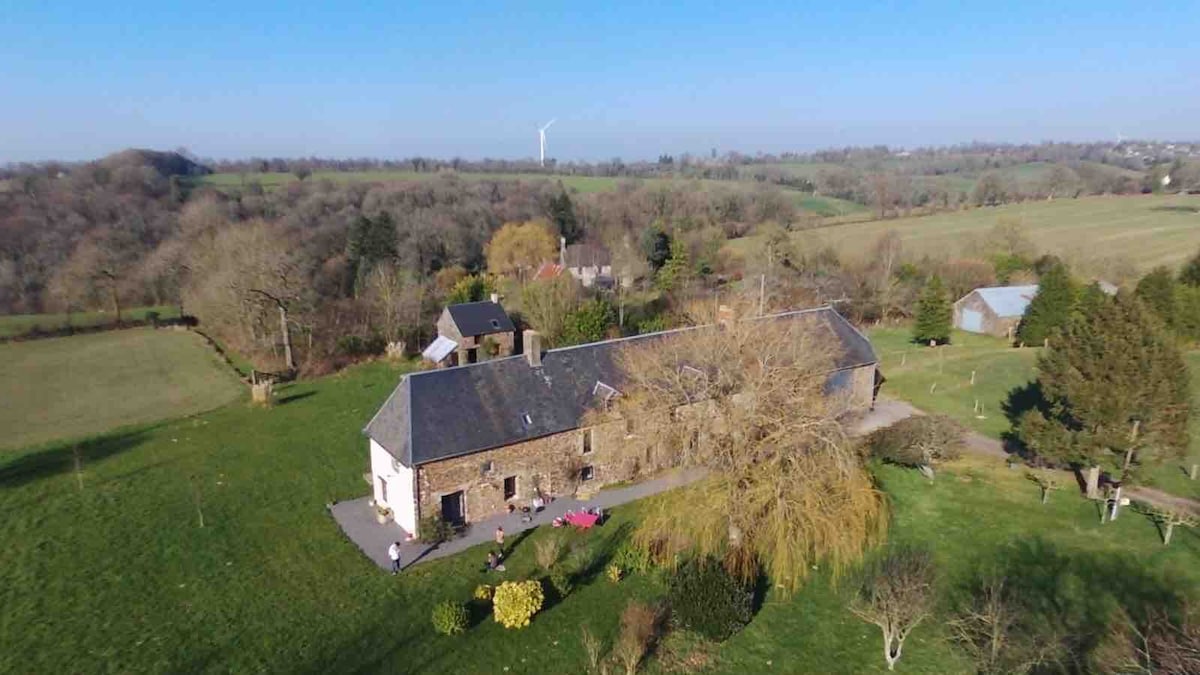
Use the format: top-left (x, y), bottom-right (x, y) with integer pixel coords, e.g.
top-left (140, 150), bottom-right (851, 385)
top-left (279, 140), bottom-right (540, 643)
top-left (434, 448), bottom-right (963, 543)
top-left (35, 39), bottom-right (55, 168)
top-left (856, 398), bottom-right (1200, 515)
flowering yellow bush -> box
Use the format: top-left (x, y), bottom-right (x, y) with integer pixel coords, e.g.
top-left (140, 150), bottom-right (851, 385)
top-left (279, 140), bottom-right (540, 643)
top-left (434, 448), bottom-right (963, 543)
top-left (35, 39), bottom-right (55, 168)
top-left (474, 584), bottom-right (493, 601)
top-left (606, 563), bottom-right (623, 584)
top-left (492, 580), bottom-right (544, 629)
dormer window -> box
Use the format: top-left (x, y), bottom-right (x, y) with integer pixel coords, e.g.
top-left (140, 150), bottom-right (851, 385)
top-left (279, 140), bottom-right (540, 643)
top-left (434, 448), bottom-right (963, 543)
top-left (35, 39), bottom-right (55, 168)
top-left (490, 319), bottom-right (501, 329)
top-left (593, 381), bottom-right (620, 411)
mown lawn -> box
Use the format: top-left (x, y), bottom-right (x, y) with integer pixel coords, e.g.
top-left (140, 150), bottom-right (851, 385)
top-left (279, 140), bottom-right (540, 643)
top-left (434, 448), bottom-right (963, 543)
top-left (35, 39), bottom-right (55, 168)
top-left (0, 328), bottom-right (242, 450)
top-left (0, 305), bottom-right (181, 339)
top-left (867, 326), bottom-right (1200, 499)
top-left (4, 349), bottom-right (1200, 673)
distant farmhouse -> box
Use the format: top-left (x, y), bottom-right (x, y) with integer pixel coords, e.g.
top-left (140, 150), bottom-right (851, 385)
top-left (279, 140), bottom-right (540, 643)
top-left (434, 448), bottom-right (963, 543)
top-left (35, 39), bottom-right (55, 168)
top-left (534, 239), bottom-right (618, 288)
top-left (367, 305), bottom-right (879, 537)
top-left (953, 285), bottom-right (1039, 338)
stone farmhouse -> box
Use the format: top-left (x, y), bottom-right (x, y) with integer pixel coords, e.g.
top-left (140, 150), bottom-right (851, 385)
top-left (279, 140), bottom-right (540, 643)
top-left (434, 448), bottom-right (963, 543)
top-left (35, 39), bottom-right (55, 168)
top-left (420, 296), bottom-right (515, 367)
top-left (561, 240), bottom-right (614, 288)
top-left (953, 285), bottom-right (1039, 338)
top-left (365, 305), bottom-right (879, 537)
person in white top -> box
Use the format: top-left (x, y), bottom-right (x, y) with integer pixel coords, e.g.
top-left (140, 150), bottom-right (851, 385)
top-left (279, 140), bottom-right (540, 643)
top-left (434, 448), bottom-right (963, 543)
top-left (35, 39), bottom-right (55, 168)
top-left (388, 541), bottom-right (402, 575)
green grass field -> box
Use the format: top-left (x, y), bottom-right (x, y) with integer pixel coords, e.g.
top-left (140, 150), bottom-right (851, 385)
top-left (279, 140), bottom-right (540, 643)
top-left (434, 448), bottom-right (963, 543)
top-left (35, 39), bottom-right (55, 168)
top-left (198, 170), bottom-right (633, 194)
top-left (197, 170), bottom-right (861, 217)
top-left (3, 344), bottom-right (1200, 672)
top-left (0, 305), bottom-right (181, 339)
top-left (0, 328), bottom-right (243, 450)
top-left (768, 194), bottom-right (1200, 275)
top-left (867, 326), bottom-right (1200, 499)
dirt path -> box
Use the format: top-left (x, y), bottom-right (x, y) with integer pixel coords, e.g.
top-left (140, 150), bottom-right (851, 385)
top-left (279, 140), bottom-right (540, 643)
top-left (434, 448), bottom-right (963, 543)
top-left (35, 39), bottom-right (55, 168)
top-left (856, 397), bottom-right (1200, 515)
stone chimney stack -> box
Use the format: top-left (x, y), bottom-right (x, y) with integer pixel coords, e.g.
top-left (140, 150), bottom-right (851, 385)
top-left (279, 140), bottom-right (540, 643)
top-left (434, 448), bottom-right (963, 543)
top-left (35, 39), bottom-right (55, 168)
top-left (490, 292), bottom-right (500, 304)
top-left (559, 237), bottom-right (567, 268)
top-left (523, 329), bottom-right (542, 368)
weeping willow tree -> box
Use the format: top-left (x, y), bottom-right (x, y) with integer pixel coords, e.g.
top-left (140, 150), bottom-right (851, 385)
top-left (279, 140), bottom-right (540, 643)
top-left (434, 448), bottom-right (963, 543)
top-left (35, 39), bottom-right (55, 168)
top-left (592, 301), bottom-right (887, 593)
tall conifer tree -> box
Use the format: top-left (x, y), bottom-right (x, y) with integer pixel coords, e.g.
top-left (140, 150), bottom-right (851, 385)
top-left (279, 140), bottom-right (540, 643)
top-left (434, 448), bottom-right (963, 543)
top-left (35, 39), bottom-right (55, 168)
top-left (1016, 262), bottom-right (1075, 346)
top-left (912, 276), bottom-right (951, 345)
top-left (1018, 293), bottom-right (1189, 503)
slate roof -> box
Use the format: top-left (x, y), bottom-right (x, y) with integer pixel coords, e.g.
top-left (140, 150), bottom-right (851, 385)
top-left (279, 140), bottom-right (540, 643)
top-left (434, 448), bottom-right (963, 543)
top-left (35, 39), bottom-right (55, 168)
top-left (365, 306), bottom-right (877, 467)
top-left (444, 301), bottom-right (515, 337)
top-left (563, 243), bottom-right (611, 268)
top-left (965, 285), bottom-right (1039, 318)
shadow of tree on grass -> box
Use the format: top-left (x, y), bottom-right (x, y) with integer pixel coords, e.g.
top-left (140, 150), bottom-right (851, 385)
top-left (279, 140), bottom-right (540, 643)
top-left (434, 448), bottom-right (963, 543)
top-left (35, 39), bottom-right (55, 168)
top-left (0, 427), bottom-right (156, 489)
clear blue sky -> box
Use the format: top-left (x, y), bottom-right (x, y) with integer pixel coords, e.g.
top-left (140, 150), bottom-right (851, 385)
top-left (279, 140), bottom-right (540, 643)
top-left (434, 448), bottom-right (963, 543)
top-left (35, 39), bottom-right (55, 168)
top-left (1, 1), bottom-right (1196, 162)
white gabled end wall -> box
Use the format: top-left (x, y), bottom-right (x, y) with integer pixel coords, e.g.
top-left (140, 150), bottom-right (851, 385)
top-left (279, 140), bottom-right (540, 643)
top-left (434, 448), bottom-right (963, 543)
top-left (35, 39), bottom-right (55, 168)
top-left (369, 439), bottom-right (418, 535)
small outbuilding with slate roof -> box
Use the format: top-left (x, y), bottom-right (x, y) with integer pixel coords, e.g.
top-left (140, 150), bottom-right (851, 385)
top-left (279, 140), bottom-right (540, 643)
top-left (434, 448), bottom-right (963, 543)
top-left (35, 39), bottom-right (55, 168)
top-left (363, 306), bottom-right (880, 537)
top-left (425, 297), bottom-right (517, 367)
top-left (953, 284), bottom-right (1039, 338)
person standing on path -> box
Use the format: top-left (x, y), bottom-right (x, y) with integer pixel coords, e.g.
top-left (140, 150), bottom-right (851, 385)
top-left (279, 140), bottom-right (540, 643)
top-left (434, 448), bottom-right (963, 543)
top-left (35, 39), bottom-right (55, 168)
top-left (494, 526), bottom-right (505, 558)
top-left (388, 541), bottom-right (402, 575)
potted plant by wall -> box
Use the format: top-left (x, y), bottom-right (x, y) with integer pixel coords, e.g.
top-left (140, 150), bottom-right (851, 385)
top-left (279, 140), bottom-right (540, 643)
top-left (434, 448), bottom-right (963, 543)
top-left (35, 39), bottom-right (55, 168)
top-left (375, 506), bottom-right (393, 525)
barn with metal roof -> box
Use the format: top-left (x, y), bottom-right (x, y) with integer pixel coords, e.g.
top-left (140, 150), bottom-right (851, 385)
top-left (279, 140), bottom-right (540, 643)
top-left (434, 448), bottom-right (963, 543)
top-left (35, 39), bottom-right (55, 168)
top-left (953, 284), bottom-right (1039, 338)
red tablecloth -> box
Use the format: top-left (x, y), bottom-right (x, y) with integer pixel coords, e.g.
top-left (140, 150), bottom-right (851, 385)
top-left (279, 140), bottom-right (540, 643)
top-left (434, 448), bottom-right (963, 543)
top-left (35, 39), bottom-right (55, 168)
top-left (564, 512), bottom-right (599, 529)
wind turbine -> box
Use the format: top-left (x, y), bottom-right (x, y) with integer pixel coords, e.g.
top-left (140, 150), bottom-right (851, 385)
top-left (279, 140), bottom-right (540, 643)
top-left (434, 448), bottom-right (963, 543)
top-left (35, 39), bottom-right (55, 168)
top-left (538, 119), bottom-right (556, 167)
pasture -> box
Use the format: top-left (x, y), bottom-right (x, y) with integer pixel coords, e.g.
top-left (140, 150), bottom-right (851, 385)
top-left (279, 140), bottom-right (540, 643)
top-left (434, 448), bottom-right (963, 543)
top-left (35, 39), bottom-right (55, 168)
top-left (199, 170), bottom-right (628, 194)
top-left (3, 355), bottom-right (1200, 672)
top-left (732, 193), bottom-right (1200, 277)
top-left (867, 326), bottom-right (1200, 499)
top-left (196, 170), bottom-right (864, 216)
top-left (0, 305), bottom-right (181, 339)
top-left (0, 328), bottom-right (242, 450)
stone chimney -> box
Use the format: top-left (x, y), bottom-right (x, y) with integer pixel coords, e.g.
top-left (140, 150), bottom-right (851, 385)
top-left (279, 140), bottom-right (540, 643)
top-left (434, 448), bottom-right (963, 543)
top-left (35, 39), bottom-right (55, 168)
top-left (559, 237), bottom-right (567, 268)
top-left (717, 304), bottom-right (735, 328)
top-left (523, 329), bottom-right (542, 368)
top-left (489, 292), bottom-right (500, 304)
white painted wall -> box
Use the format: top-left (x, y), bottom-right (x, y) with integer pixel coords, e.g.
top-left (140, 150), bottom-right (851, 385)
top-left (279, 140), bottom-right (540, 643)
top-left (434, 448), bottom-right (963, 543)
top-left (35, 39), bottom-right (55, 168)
top-left (370, 439), bottom-right (418, 535)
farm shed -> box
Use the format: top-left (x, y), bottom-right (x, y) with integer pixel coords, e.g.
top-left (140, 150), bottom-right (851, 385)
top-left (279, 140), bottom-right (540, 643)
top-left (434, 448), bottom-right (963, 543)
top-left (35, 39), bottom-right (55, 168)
top-left (953, 285), bottom-right (1039, 338)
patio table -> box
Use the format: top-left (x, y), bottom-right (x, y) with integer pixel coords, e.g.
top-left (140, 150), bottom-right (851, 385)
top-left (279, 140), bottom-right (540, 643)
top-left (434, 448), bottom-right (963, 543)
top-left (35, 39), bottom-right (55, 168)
top-left (564, 512), bottom-right (599, 529)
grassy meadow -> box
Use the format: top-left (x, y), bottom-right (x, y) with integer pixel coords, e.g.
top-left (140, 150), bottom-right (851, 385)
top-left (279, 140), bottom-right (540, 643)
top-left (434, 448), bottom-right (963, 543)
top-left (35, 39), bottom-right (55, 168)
top-left (196, 169), bottom-right (865, 216)
top-left (0, 328), bottom-right (242, 450)
top-left (198, 170), bottom-right (629, 194)
top-left (3, 340), bottom-right (1200, 672)
top-left (730, 193), bottom-right (1200, 276)
top-left (0, 304), bottom-right (181, 339)
top-left (867, 326), bottom-right (1200, 499)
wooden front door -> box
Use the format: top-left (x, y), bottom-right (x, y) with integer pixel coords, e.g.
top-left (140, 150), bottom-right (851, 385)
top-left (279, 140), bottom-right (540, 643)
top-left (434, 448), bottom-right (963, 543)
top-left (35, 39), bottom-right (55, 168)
top-left (440, 491), bottom-right (465, 524)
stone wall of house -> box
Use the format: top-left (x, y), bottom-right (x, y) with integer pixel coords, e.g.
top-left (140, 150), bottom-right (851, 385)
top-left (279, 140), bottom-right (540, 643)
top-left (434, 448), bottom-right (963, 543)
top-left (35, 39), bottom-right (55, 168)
top-left (412, 364), bottom-right (877, 527)
top-left (434, 312), bottom-right (515, 365)
top-left (415, 419), bottom-right (644, 524)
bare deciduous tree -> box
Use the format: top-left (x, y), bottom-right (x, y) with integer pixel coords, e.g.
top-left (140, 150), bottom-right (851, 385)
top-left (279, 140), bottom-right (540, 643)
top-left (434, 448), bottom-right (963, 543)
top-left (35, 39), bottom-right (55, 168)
top-left (949, 575), bottom-right (1065, 674)
top-left (1098, 606), bottom-right (1200, 675)
top-left (850, 547), bottom-right (937, 671)
top-left (1145, 505), bottom-right (1198, 546)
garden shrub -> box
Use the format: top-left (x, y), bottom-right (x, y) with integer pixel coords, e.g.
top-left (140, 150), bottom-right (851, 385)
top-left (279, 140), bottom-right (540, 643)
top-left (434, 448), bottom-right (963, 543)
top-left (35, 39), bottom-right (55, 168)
top-left (612, 541), bottom-right (652, 574)
top-left (336, 334), bottom-right (387, 357)
top-left (865, 414), bottom-right (963, 477)
top-left (534, 533), bottom-right (566, 571)
top-left (667, 558), bottom-right (754, 642)
top-left (548, 569), bottom-right (573, 599)
top-left (418, 513), bottom-right (456, 544)
top-left (493, 580), bottom-right (544, 629)
top-left (613, 600), bottom-right (665, 675)
top-left (431, 600), bottom-right (469, 636)
top-left (606, 563), bottom-right (623, 584)
top-left (473, 584), bottom-right (493, 602)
